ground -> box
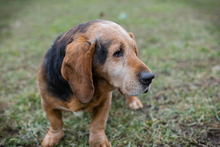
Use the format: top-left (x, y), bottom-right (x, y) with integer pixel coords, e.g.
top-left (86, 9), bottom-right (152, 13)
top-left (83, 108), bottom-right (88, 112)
top-left (0, 0), bottom-right (220, 146)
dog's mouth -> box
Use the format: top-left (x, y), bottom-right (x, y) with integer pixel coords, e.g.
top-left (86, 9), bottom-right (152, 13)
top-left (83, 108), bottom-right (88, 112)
top-left (143, 89), bottom-right (149, 93)
top-left (143, 84), bottom-right (151, 93)
top-left (118, 88), bottom-right (124, 95)
top-left (118, 84), bottom-right (151, 95)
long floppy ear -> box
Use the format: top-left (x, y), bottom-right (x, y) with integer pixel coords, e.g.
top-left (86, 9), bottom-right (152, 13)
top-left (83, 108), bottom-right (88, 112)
top-left (61, 36), bottom-right (95, 104)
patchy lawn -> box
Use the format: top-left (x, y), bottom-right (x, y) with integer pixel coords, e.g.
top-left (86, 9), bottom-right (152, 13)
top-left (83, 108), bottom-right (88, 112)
top-left (0, 0), bottom-right (219, 146)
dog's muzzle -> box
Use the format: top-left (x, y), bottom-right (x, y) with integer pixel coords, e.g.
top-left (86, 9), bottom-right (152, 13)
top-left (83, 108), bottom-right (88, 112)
top-left (143, 84), bottom-right (152, 93)
top-left (144, 88), bottom-right (149, 93)
top-left (140, 71), bottom-right (154, 93)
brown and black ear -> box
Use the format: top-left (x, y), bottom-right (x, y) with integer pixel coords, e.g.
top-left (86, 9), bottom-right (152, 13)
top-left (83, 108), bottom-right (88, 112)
top-left (61, 36), bottom-right (95, 104)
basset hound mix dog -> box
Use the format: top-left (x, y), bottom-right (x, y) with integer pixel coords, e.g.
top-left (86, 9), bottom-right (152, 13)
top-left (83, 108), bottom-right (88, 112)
top-left (37, 19), bottom-right (154, 146)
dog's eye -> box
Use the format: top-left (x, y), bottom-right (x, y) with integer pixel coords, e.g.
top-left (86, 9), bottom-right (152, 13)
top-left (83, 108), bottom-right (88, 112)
top-left (113, 48), bottom-right (123, 57)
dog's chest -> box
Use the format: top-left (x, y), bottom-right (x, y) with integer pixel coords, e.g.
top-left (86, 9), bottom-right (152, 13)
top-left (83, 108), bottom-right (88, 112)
top-left (56, 105), bottom-right (84, 117)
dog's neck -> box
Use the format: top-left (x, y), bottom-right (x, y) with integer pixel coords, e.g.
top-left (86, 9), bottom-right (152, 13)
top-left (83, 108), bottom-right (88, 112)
top-left (92, 76), bottom-right (115, 97)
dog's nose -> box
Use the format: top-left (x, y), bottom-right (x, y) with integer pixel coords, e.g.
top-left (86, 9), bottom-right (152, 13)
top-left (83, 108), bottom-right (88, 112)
top-left (140, 71), bottom-right (154, 85)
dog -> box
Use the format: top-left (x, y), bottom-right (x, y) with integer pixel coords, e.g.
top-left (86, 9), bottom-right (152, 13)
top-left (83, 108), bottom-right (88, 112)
top-left (37, 19), bottom-right (154, 146)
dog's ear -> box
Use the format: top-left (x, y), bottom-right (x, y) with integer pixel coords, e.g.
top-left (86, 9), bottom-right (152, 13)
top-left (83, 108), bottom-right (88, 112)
top-left (128, 32), bottom-right (135, 40)
top-left (61, 36), bottom-right (95, 104)
top-left (128, 32), bottom-right (138, 56)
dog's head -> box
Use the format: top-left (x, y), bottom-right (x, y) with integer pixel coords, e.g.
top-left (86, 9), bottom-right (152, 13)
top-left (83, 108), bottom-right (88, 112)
top-left (61, 20), bottom-right (154, 104)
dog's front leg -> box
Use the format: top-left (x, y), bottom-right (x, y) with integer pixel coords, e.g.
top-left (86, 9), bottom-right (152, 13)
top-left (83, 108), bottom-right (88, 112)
top-left (41, 105), bottom-right (64, 147)
top-left (126, 96), bottom-right (143, 110)
top-left (89, 92), bottom-right (112, 147)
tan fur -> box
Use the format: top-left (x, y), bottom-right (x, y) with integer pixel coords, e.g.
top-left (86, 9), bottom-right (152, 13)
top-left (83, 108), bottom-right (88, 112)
top-left (38, 20), bottom-right (152, 147)
top-left (61, 36), bottom-right (95, 104)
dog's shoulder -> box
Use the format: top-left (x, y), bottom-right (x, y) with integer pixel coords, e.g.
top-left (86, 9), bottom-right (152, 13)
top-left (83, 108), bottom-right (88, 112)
top-left (40, 20), bottom-right (110, 102)
top-left (43, 35), bottom-right (73, 102)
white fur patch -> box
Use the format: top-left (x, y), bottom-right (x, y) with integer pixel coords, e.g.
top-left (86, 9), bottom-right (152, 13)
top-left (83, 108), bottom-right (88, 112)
top-left (73, 111), bottom-right (84, 117)
top-left (45, 134), bottom-right (51, 138)
top-left (44, 135), bottom-right (50, 145)
top-left (129, 101), bottom-right (137, 108)
top-left (56, 105), bottom-right (84, 117)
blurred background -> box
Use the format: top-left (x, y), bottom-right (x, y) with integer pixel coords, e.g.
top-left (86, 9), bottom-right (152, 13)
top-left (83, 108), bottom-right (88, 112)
top-left (0, 0), bottom-right (219, 146)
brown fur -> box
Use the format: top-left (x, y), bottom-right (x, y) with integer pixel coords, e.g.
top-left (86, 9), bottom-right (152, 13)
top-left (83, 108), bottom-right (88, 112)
top-left (38, 20), bottom-right (153, 146)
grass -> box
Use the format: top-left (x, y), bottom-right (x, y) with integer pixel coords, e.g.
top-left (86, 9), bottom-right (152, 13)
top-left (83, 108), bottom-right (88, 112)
top-left (0, 0), bottom-right (220, 146)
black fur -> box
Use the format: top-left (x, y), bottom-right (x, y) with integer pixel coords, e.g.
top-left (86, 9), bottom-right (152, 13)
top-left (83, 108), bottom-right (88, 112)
top-left (95, 39), bottom-right (111, 65)
top-left (44, 20), bottom-right (110, 102)
top-left (44, 21), bottom-right (100, 101)
top-left (44, 35), bottom-right (73, 102)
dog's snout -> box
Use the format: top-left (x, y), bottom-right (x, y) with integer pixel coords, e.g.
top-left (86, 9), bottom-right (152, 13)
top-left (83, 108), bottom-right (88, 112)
top-left (140, 71), bottom-right (154, 85)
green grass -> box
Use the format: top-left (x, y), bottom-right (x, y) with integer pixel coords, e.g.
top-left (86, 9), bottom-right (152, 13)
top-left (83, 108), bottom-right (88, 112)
top-left (0, 0), bottom-right (220, 146)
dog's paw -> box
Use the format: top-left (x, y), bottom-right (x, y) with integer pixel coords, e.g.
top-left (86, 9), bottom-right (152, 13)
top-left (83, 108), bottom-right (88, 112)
top-left (41, 129), bottom-right (64, 147)
top-left (89, 133), bottom-right (112, 147)
top-left (91, 140), bottom-right (112, 147)
top-left (126, 96), bottom-right (143, 110)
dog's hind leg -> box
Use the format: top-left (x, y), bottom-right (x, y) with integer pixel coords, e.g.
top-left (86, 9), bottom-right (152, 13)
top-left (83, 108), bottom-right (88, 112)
top-left (41, 104), bottom-right (64, 147)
